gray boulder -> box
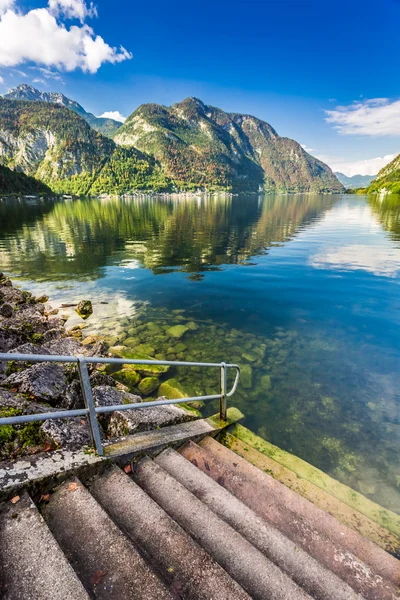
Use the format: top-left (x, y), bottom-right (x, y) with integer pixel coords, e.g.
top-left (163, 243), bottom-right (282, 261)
top-left (0, 303), bottom-right (14, 318)
top-left (109, 400), bottom-right (195, 438)
top-left (92, 385), bottom-right (141, 407)
top-left (40, 417), bottom-right (95, 450)
top-left (2, 362), bottom-right (67, 405)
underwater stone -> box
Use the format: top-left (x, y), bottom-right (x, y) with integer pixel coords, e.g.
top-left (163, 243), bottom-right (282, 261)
top-left (111, 367), bottom-right (141, 388)
top-left (241, 364), bottom-right (252, 389)
top-left (166, 324), bottom-right (189, 338)
top-left (174, 342), bottom-right (188, 353)
top-left (138, 377), bottom-right (160, 395)
top-left (136, 343), bottom-right (156, 357)
top-left (158, 378), bottom-right (188, 399)
top-left (260, 374), bottom-right (271, 390)
top-left (187, 321), bottom-right (199, 331)
top-left (75, 300), bottom-right (93, 319)
top-left (124, 337), bottom-right (138, 347)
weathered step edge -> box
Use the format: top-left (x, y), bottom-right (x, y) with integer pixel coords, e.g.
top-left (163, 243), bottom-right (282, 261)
top-left (229, 423), bottom-right (400, 539)
top-left (221, 430), bottom-right (400, 556)
top-left (193, 436), bottom-right (400, 596)
top-left (157, 447), bottom-right (361, 600)
top-left (0, 491), bottom-right (90, 600)
top-left (90, 464), bottom-right (251, 600)
top-left (0, 408), bottom-right (243, 501)
top-left (133, 455), bottom-right (312, 600)
top-left (43, 477), bottom-right (173, 600)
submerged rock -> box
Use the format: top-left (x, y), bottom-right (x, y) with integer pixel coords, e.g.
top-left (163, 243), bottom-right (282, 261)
top-left (112, 367), bottom-right (141, 388)
top-left (158, 378), bottom-right (188, 399)
top-left (138, 376), bottom-right (160, 395)
top-left (260, 374), bottom-right (271, 390)
top-left (166, 324), bottom-right (189, 338)
top-left (241, 364), bottom-right (252, 389)
top-left (75, 300), bottom-right (93, 319)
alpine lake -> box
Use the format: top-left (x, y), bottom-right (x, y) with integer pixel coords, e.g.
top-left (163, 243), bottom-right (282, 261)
top-left (1, 192), bottom-right (399, 514)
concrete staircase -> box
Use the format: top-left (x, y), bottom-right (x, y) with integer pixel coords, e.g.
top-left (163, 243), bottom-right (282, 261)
top-left (1, 432), bottom-right (399, 599)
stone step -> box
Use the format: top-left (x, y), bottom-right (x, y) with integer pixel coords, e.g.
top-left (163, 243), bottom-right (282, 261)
top-left (0, 491), bottom-right (90, 600)
top-left (207, 435), bottom-right (400, 586)
top-left (89, 464), bottom-right (250, 600)
top-left (182, 437), bottom-right (399, 600)
top-left (156, 447), bottom-right (361, 600)
top-left (43, 477), bottom-right (173, 600)
top-left (132, 455), bottom-right (313, 600)
top-left (221, 431), bottom-right (400, 556)
top-left (230, 423), bottom-right (400, 539)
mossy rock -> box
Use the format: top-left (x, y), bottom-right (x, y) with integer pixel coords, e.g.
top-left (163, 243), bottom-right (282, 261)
top-left (187, 321), bottom-right (199, 331)
top-left (75, 300), bottom-right (93, 319)
top-left (124, 337), bottom-right (139, 347)
top-left (158, 378), bottom-right (188, 399)
top-left (166, 324), bottom-right (189, 338)
top-left (114, 350), bottom-right (170, 376)
top-left (174, 342), bottom-right (188, 353)
top-left (138, 377), bottom-right (160, 395)
top-left (112, 367), bottom-right (141, 388)
top-left (136, 343), bottom-right (156, 357)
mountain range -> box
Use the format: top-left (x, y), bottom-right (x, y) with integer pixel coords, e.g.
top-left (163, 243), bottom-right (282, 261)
top-left (0, 84), bottom-right (344, 195)
top-left (334, 172), bottom-right (375, 189)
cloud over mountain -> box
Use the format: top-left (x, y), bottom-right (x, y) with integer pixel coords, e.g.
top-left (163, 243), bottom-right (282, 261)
top-left (0, 0), bottom-right (131, 73)
top-left (325, 98), bottom-right (400, 136)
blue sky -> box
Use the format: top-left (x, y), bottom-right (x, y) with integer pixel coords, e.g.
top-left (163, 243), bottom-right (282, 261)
top-left (0, 0), bottom-right (399, 175)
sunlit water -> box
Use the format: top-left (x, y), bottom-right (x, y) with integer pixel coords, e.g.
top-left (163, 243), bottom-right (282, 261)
top-left (1, 193), bottom-right (399, 512)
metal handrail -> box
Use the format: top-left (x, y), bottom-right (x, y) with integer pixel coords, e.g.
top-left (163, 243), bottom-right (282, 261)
top-left (0, 352), bottom-right (240, 456)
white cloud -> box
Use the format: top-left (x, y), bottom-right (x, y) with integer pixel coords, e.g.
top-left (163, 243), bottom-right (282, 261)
top-left (317, 153), bottom-right (396, 177)
top-left (48, 0), bottom-right (97, 23)
top-left (326, 98), bottom-right (400, 136)
top-left (31, 66), bottom-right (64, 81)
top-left (32, 77), bottom-right (45, 84)
top-left (301, 143), bottom-right (314, 153)
top-left (98, 110), bottom-right (126, 123)
top-left (0, 0), bottom-right (14, 15)
top-left (0, 75), bottom-right (4, 84)
top-left (0, 1), bottom-right (132, 74)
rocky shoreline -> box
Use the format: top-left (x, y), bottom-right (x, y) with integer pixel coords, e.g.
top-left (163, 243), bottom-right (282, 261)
top-left (0, 274), bottom-right (196, 460)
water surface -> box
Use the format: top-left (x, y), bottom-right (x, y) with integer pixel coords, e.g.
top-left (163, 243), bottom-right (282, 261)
top-left (1, 193), bottom-right (399, 512)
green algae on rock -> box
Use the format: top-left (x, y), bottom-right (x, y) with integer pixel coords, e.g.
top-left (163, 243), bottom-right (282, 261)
top-left (166, 324), bottom-right (189, 338)
top-left (75, 300), bottom-right (93, 320)
top-left (138, 377), bottom-right (160, 396)
top-left (158, 378), bottom-right (189, 399)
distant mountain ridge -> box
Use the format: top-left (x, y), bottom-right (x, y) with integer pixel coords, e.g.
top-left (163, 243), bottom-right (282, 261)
top-left (114, 97), bottom-right (344, 193)
top-left (0, 88), bottom-right (344, 195)
top-left (3, 84), bottom-right (121, 138)
top-left (335, 172), bottom-right (375, 189)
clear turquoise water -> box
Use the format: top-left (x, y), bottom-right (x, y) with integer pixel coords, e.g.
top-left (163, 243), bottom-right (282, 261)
top-left (1, 193), bottom-right (399, 511)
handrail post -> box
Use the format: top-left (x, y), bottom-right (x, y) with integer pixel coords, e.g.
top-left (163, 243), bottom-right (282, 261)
top-left (77, 354), bottom-right (104, 456)
top-left (219, 362), bottom-right (227, 421)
